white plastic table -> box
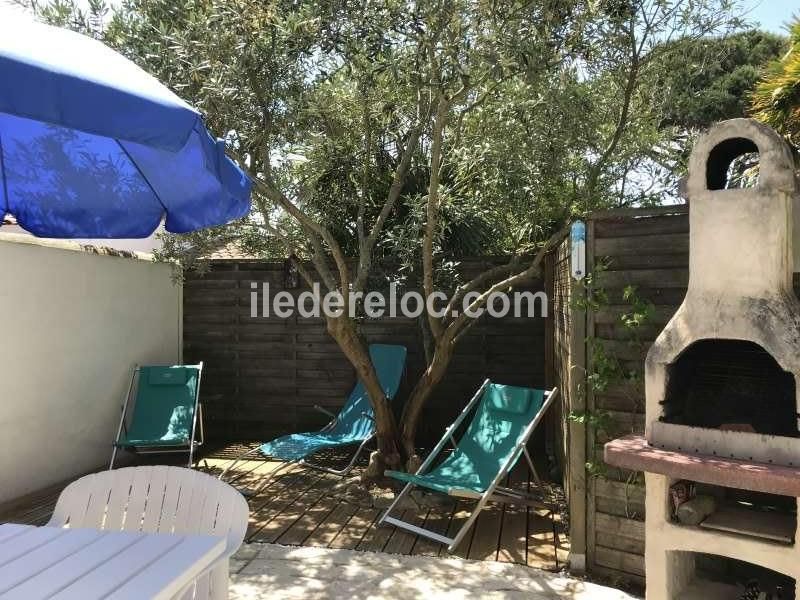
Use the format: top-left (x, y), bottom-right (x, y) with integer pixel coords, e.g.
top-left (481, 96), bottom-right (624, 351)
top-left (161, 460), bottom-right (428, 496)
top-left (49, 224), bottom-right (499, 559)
top-left (0, 523), bottom-right (227, 600)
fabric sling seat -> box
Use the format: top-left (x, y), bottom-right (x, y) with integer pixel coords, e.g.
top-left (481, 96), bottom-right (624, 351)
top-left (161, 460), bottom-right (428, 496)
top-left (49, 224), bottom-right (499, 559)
top-left (221, 344), bottom-right (406, 492)
top-left (111, 363), bottom-right (204, 469)
top-left (380, 379), bottom-right (559, 552)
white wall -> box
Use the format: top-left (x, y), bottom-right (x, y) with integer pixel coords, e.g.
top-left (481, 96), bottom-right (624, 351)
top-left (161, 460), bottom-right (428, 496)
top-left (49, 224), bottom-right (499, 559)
top-left (1, 221), bottom-right (165, 254)
top-left (0, 233), bottom-right (182, 505)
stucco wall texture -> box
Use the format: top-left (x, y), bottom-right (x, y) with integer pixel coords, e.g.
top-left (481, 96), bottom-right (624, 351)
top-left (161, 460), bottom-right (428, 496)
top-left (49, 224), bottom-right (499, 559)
top-left (0, 233), bottom-right (182, 504)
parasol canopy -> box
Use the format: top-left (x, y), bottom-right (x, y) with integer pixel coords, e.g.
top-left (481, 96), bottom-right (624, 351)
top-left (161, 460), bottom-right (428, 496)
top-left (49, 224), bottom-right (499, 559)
top-left (0, 16), bottom-right (251, 238)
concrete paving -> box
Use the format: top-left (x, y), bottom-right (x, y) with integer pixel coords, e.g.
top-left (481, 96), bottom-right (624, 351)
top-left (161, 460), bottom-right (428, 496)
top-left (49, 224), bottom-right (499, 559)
top-left (229, 543), bottom-right (639, 599)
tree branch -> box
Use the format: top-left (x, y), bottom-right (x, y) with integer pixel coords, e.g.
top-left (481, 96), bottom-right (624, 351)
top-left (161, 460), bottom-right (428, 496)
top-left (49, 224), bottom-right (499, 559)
top-left (442, 255), bottom-right (526, 324)
top-left (583, 19), bottom-right (640, 204)
top-left (252, 177), bottom-right (352, 298)
top-left (252, 194), bottom-right (337, 291)
top-left (446, 223), bottom-right (570, 338)
top-left (353, 120), bottom-right (425, 293)
top-left (422, 94), bottom-right (450, 342)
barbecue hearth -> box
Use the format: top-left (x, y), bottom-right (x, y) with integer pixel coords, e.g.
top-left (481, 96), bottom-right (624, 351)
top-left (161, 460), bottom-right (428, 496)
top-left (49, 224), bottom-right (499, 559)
top-left (604, 119), bottom-right (800, 599)
top-left (661, 339), bottom-right (797, 438)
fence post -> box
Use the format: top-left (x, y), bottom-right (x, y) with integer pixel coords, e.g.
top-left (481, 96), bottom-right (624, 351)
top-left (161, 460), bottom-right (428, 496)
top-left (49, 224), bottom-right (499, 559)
top-left (567, 223), bottom-right (588, 573)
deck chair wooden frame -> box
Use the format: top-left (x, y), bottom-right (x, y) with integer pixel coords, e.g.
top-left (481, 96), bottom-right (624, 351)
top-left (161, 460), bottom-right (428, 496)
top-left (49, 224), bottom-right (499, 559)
top-left (110, 362), bottom-right (205, 470)
top-left (379, 379), bottom-right (559, 553)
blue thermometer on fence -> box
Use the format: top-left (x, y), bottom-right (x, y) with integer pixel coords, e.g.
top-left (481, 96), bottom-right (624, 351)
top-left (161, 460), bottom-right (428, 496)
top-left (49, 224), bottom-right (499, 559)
top-left (571, 220), bottom-right (586, 281)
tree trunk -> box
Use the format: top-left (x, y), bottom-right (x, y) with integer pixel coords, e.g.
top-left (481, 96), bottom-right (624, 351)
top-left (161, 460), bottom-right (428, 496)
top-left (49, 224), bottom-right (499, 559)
top-left (325, 315), bottom-right (403, 476)
top-left (399, 340), bottom-right (454, 469)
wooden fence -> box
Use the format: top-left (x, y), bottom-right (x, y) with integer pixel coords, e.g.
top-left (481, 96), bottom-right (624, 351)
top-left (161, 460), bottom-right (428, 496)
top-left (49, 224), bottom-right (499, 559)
top-left (183, 259), bottom-right (547, 447)
top-left (546, 205), bottom-right (690, 586)
top-left (186, 209), bottom-right (708, 587)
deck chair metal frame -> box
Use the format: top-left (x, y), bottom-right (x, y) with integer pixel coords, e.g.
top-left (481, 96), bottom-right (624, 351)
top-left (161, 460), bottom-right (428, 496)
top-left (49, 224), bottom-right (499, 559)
top-left (378, 379), bottom-right (559, 553)
top-left (219, 344), bottom-right (407, 495)
top-left (219, 406), bottom-right (378, 487)
top-left (110, 362), bottom-right (205, 470)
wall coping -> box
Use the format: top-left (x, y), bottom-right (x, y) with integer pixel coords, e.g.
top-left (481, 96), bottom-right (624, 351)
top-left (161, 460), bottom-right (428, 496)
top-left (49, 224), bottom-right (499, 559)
top-left (0, 232), bottom-right (156, 262)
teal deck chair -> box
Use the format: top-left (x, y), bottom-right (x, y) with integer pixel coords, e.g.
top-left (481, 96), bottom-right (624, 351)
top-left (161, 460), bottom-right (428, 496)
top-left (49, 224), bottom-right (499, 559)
top-left (221, 344), bottom-right (407, 491)
top-left (110, 363), bottom-right (204, 469)
top-left (379, 379), bottom-right (559, 552)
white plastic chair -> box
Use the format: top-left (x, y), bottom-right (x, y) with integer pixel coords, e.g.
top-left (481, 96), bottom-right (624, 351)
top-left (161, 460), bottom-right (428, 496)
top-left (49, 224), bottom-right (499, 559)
top-left (48, 465), bottom-right (249, 599)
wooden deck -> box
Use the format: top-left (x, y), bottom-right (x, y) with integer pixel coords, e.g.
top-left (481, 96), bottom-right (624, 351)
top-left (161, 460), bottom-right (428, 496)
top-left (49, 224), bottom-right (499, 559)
top-left (0, 443), bottom-right (568, 571)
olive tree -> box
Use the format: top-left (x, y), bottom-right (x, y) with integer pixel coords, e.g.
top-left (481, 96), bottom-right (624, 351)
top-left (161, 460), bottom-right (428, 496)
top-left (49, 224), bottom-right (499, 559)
top-left (26, 0), bottom-right (743, 475)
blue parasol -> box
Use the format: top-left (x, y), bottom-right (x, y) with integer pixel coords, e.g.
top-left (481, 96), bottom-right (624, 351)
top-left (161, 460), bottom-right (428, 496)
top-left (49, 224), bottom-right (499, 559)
top-left (0, 16), bottom-right (251, 238)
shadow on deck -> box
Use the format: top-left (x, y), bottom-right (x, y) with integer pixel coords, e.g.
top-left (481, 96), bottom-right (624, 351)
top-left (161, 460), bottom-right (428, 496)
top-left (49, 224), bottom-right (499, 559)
top-left (0, 442), bottom-right (569, 571)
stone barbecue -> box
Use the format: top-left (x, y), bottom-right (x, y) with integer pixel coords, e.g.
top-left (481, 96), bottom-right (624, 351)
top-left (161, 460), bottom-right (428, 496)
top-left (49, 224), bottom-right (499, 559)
top-left (605, 119), bottom-right (800, 599)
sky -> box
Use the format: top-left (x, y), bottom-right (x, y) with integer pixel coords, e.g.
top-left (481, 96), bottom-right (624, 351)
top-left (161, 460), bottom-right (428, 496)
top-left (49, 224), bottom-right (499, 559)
top-left (741, 0), bottom-right (800, 33)
top-left (3, 0), bottom-right (800, 35)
